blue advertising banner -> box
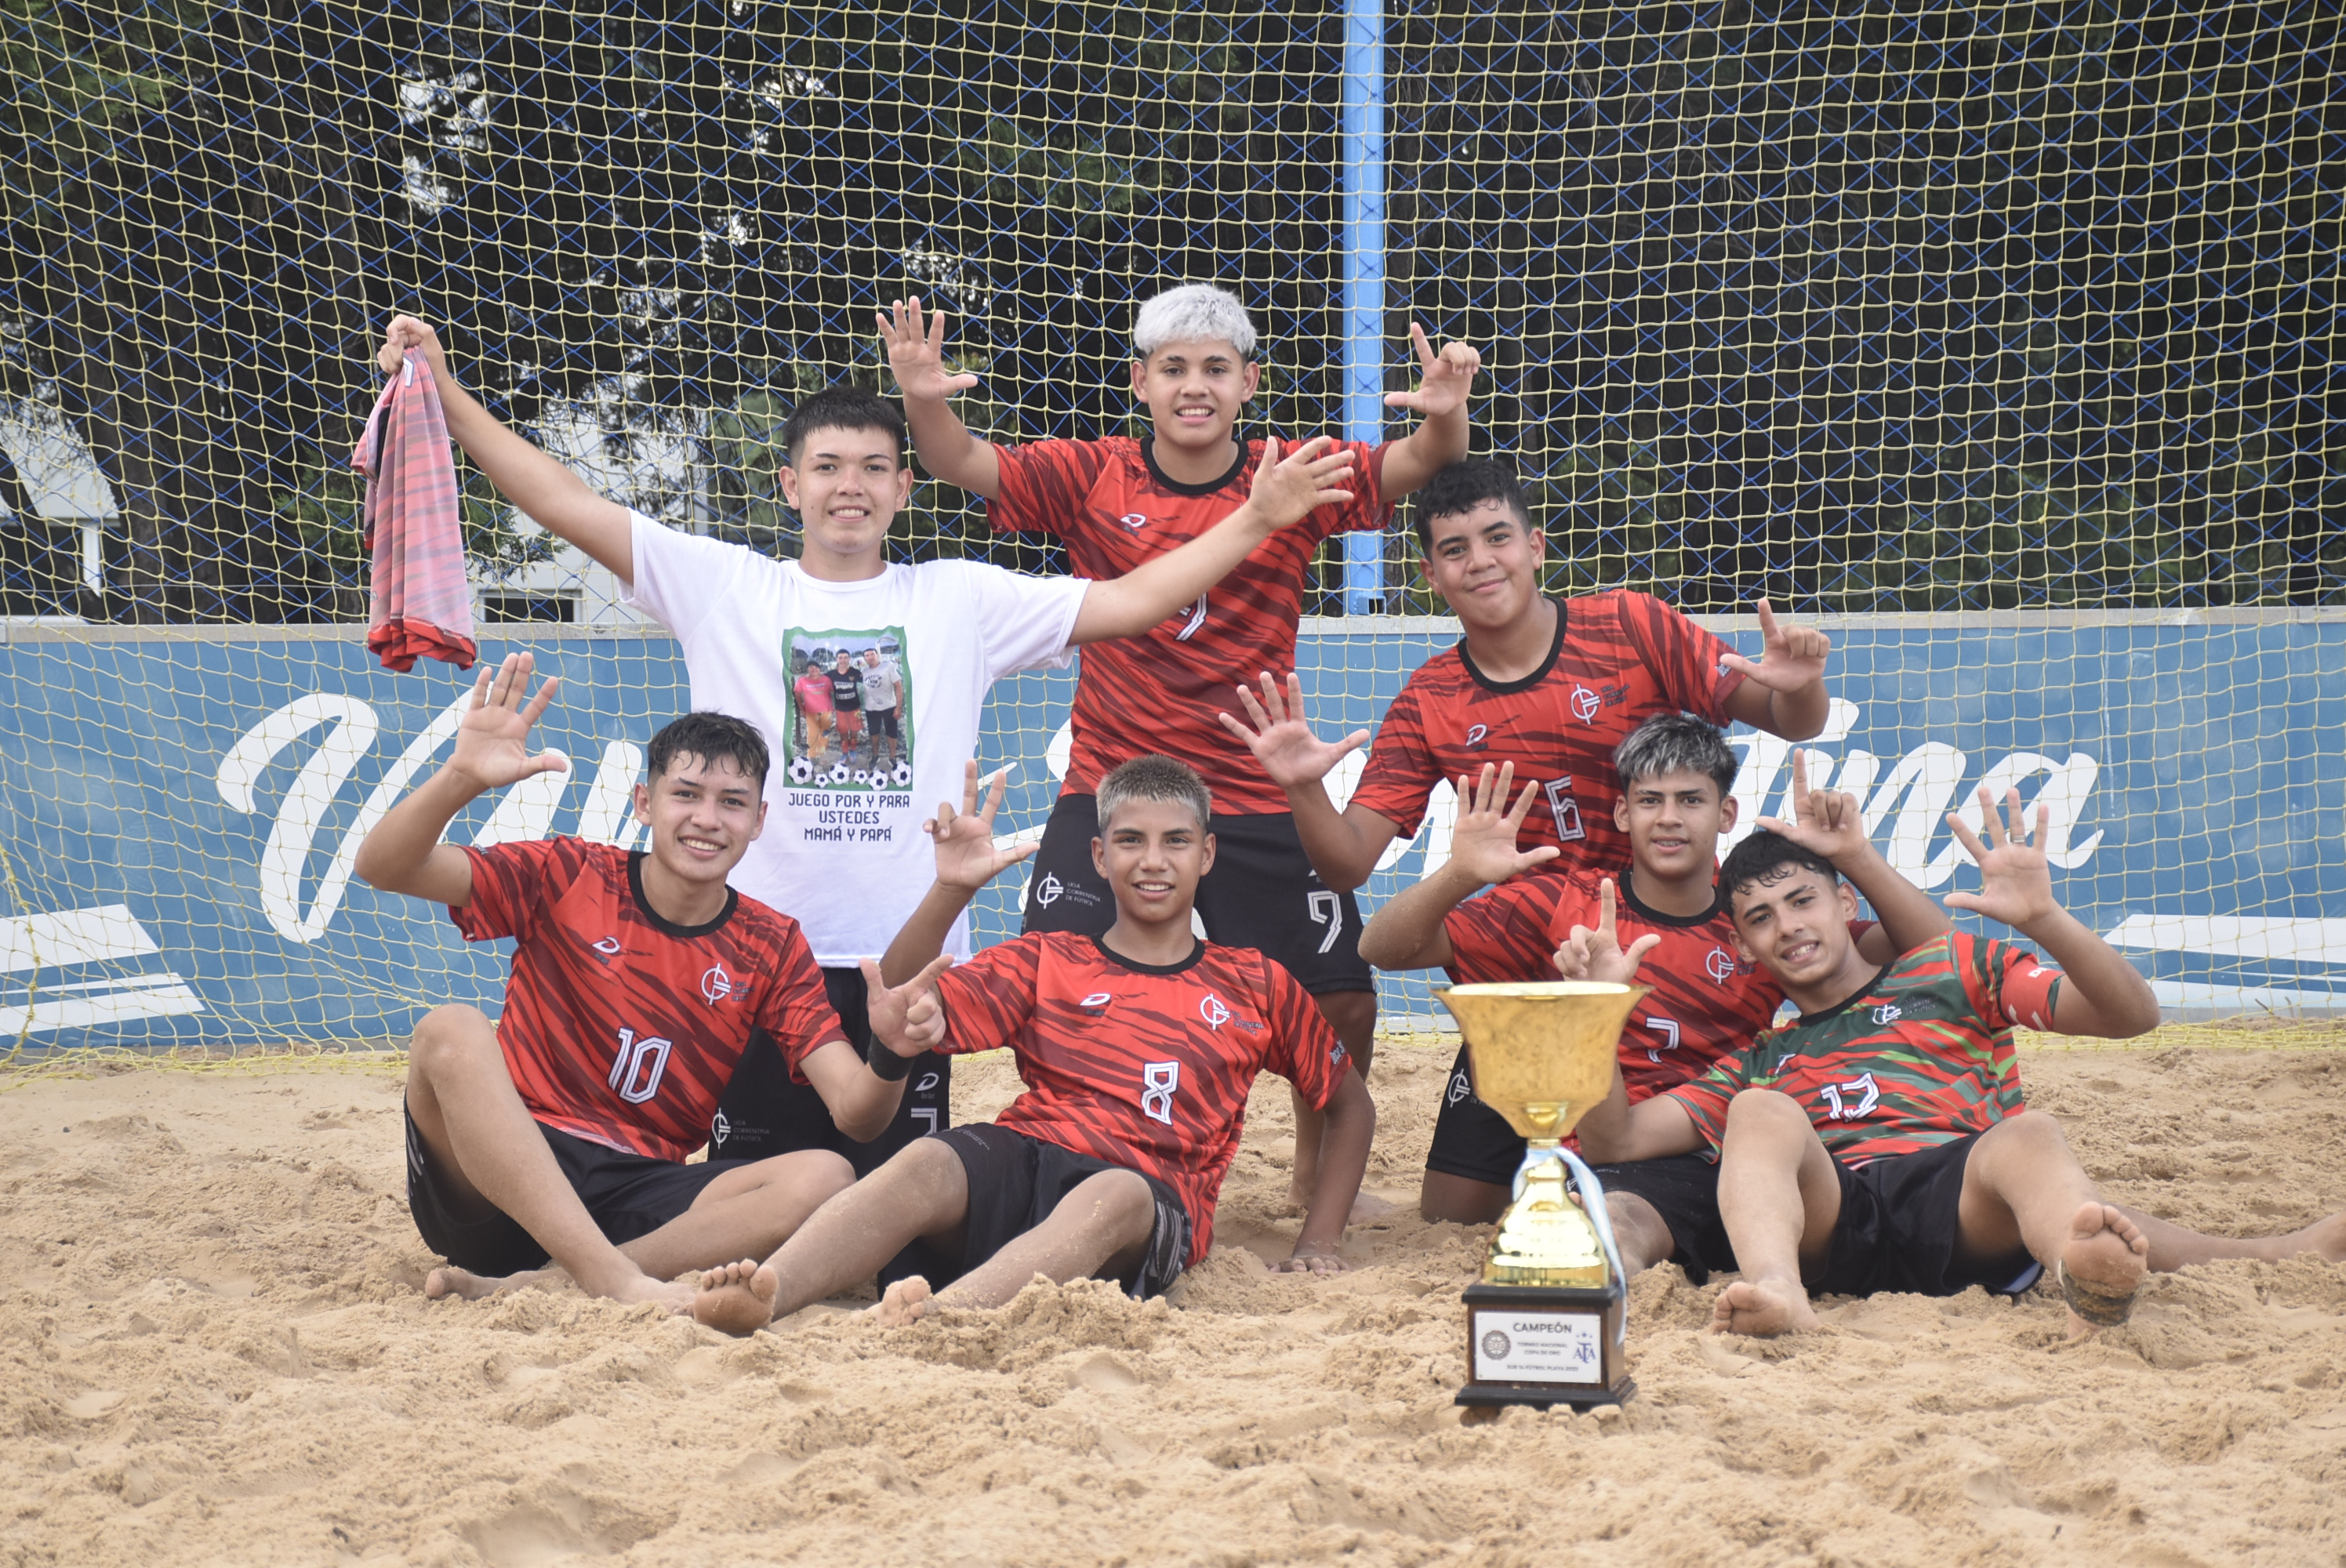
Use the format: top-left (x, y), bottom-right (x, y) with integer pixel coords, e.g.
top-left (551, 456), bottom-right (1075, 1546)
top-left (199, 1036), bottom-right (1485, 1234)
top-left (1, 609), bottom-right (2339, 1049)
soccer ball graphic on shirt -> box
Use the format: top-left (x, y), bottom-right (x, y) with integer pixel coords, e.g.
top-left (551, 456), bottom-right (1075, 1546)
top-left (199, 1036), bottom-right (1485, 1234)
top-left (787, 756), bottom-right (815, 785)
top-left (852, 769), bottom-right (873, 787)
top-left (826, 761), bottom-right (852, 786)
top-left (892, 761), bottom-right (913, 789)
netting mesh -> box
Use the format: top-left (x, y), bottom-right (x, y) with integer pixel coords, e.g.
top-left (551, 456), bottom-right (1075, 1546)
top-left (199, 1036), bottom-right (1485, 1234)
top-left (0, 4), bottom-right (2340, 1046)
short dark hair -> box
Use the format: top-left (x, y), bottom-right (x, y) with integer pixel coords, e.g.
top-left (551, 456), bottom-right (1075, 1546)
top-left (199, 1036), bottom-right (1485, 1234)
top-left (1614, 713), bottom-right (1739, 797)
top-left (1409, 456), bottom-right (1533, 550)
top-left (1720, 829), bottom-right (1838, 911)
top-left (647, 711), bottom-right (770, 792)
top-left (1096, 753), bottom-right (1211, 833)
top-left (779, 383), bottom-right (907, 466)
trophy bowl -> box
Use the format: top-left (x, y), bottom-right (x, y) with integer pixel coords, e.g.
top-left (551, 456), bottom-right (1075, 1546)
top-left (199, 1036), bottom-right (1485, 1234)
top-left (1434, 979), bottom-right (1651, 1410)
top-left (1436, 981), bottom-right (1651, 1142)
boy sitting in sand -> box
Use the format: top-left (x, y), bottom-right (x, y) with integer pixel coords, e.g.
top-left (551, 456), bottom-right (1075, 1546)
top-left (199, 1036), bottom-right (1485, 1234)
top-left (693, 753), bottom-right (1377, 1334)
top-left (1360, 717), bottom-right (1950, 1268)
top-left (355, 655), bottom-right (949, 1310)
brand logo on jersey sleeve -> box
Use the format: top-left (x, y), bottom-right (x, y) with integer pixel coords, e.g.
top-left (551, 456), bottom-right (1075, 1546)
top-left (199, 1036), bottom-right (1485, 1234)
top-left (700, 964), bottom-right (735, 1004)
top-left (590, 935), bottom-right (623, 962)
top-left (1705, 947), bottom-right (1738, 983)
top-left (1118, 512), bottom-right (1149, 532)
top-left (1078, 991), bottom-right (1113, 1014)
top-left (1198, 993), bottom-right (1232, 1029)
top-left (1141, 1061), bottom-right (1181, 1123)
top-left (1464, 723), bottom-right (1488, 750)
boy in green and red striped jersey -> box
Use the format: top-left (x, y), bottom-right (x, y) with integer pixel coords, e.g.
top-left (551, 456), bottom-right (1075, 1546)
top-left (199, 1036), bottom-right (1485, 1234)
top-left (1575, 782), bottom-right (2343, 1338)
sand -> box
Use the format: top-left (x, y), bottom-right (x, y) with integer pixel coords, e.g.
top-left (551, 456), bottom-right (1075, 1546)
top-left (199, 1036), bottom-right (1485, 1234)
top-left (3, 1036), bottom-right (2344, 1567)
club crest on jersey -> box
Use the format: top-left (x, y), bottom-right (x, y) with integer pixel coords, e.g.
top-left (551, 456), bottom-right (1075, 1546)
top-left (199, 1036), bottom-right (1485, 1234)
top-left (1872, 1004), bottom-right (1902, 1026)
top-left (1569, 684), bottom-right (1600, 723)
top-left (700, 964), bottom-right (735, 1004)
top-left (1034, 873), bottom-right (1064, 908)
top-left (1078, 991), bottom-right (1113, 1015)
top-left (710, 1109), bottom-right (732, 1145)
top-left (1197, 993), bottom-right (1232, 1030)
top-left (1705, 947), bottom-right (1739, 983)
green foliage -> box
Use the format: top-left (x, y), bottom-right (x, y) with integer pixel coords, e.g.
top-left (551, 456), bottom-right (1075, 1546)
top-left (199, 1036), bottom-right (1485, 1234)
top-left (954, 116), bottom-right (1142, 237)
top-left (276, 442), bottom-right (559, 590)
top-left (0, 0), bottom-right (216, 223)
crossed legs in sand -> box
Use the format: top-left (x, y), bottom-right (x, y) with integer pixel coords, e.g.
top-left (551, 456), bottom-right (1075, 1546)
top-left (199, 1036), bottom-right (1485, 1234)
top-left (692, 1136), bottom-right (1159, 1335)
top-left (406, 1004), bottom-right (854, 1309)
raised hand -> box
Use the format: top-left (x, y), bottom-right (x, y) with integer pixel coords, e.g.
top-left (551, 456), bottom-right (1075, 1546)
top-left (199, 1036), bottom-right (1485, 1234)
top-left (1216, 671), bottom-right (1368, 790)
top-left (1720, 599), bottom-right (1831, 693)
top-left (448, 653), bottom-right (568, 790)
top-left (861, 953), bottom-right (954, 1059)
top-left (1244, 435), bottom-right (1356, 531)
top-left (1754, 747), bottom-right (1868, 863)
top-left (1382, 322), bottom-right (1482, 420)
top-left (1552, 878), bottom-right (1661, 986)
top-left (877, 296), bottom-right (979, 404)
top-left (928, 760), bottom-right (1036, 892)
top-left (1445, 762), bottom-right (1562, 888)
top-left (1941, 786), bottom-right (2060, 928)
top-left (378, 314), bottom-right (456, 387)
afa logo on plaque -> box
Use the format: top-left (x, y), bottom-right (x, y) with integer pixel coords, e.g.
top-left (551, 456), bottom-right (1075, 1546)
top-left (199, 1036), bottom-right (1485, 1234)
top-left (1472, 1312), bottom-right (1606, 1386)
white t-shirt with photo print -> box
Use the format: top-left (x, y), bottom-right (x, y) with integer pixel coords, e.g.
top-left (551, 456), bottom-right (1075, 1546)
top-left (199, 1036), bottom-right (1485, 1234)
top-left (626, 512), bottom-right (1085, 965)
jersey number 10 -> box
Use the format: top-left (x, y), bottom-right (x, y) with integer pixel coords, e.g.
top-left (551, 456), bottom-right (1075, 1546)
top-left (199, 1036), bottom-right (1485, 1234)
top-left (610, 1026), bottom-right (675, 1105)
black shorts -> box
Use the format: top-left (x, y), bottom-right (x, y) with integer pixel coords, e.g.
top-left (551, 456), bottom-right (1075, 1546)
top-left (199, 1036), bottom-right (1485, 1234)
top-left (405, 1104), bottom-right (748, 1276)
top-left (708, 964), bottom-right (950, 1179)
top-left (1020, 793), bottom-right (1371, 995)
top-left (930, 1124), bottom-right (1192, 1300)
top-left (867, 706), bottom-right (901, 739)
top-left (1423, 1045), bottom-right (1735, 1282)
top-left (1815, 1131), bottom-right (2043, 1299)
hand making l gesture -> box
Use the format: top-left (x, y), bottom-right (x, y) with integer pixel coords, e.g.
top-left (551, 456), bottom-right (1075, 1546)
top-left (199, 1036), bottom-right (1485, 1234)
top-left (1217, 671), bottom-right (1370, 792)
top-left (1753, 748), bottom-right (1867, 864)
top-left (1552, 877), bottom-right (1661, 986)
top-left (1382, 322), bottom-right (1482, 421)
top-left (927, 760), bottom-right (1035, 892)
top-left (860, 952), bottom-right (955, 1061)
top-left (1444, 762), bottom-right (1562, 888)
top-left (877, 296), bottom-right (979, 405)
top-left (1720, 599), bottom-right (1831, 695)
top-left (1243, 435), bottom-right (1356, 531)
top-left (1941, 786), bottom-right (2060, 929)
top-left (447, 653), bottom-right (568, 792)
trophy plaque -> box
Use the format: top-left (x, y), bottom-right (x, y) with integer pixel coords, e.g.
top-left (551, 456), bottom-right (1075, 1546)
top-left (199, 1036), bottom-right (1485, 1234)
top-left (1437, 980), bottom-right (1650, 1410)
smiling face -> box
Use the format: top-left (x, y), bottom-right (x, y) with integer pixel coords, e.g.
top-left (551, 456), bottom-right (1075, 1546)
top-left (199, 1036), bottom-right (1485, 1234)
top-left (779, 423), bottom-right (913, 563)
top-left (631, 752), bottom-right (766, 890)
top-left (1727, 862), bottom-right (1861, 993)
top-left (1091, 796), bottom-right (1215, 931)
top-left (1419, 497), bottom-right (1545, 632)
top-left (1614, 768), bottom-right (1738, 889)
top-left (1128, 339), bottom-right (1261, 456)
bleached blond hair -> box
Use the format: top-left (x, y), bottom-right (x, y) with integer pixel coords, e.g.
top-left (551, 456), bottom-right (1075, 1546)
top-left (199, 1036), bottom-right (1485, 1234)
top-left (1132, 284), bottom-right (1257, 361)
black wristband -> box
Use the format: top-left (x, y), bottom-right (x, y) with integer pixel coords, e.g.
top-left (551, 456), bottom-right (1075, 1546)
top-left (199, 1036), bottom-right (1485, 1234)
top-left (864, 1036), bottom-right (915, 1080)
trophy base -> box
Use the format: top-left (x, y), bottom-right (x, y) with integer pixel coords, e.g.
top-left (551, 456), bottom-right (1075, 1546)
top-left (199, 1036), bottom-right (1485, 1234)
top-left (1455, 1280), bottom-right (1634, 1411)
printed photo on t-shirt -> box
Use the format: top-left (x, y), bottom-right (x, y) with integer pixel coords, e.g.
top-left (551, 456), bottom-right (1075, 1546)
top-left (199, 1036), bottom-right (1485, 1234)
top-left (781, 625), bottom-right (914, 793)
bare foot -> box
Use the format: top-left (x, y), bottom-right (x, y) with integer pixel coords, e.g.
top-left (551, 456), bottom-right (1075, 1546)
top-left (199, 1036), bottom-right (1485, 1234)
top-left (868, 1276), bottom-right (932, 1327)
top-left (2283, 1211), bottom-right (2346, 1264)
top-left (692, 1259), bottom-right (779, 1337)
top-left (423, 1263), bottom-right (563, 1301)
top-left (2058, 1200), bottom-right (2148, 1335)
top-left (1710, 1276), bottom-right (1819, 1337)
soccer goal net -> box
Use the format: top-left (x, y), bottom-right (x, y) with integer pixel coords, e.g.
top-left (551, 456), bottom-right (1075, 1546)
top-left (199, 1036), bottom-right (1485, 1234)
top-left (0, 2), bottom-right (2337, 1047)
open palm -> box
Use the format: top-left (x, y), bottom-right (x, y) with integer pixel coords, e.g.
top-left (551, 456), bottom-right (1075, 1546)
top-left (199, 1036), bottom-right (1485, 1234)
top-left (1217, 670), bottom-right (1366, 789)
top-left (448, 653), bottom-right (567, 790)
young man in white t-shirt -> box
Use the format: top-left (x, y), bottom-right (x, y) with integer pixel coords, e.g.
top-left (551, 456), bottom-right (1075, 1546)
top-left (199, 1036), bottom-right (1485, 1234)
top-left (374, 317), bottom-right (1360, 1197)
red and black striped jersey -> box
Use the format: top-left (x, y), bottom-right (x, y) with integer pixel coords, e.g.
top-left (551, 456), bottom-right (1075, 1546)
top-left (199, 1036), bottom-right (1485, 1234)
top-left (1441, 868), bottom-right (1791, 1104)
top-left (1665, 931), bottom-right (2063, 1165)
top-left (989, 434), bottom-right (1389, 813)
top-left (931, 931), bottom-right (1351, 1261)
top-left (452, 838), bottom-right (845, 1162)
top-left (1349, 592), bottom-right (1742, 871)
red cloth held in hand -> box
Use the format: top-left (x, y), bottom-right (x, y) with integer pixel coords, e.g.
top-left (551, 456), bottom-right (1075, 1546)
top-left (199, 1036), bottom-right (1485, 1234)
top-left (353, 352), bottom-right (477, 672)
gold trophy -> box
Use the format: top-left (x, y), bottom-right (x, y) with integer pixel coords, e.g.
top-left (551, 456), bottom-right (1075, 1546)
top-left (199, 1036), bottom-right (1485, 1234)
top-left (1438, 979), bottom-right (1649, 1410)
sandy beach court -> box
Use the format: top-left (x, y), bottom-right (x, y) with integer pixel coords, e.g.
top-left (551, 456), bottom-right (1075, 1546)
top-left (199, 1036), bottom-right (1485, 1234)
top-left (4, 1035), bottom-right (2343, 1566)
